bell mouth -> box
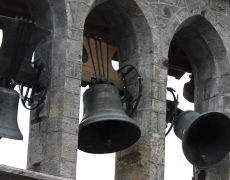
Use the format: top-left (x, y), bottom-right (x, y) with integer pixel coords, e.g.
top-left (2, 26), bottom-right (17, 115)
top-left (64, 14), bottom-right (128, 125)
top-left (78, 115), bottom-right (141, 154)
top-left (0, 127), bottom-right (23, 140)
top-left (182, 112), bottom-right (230, 168)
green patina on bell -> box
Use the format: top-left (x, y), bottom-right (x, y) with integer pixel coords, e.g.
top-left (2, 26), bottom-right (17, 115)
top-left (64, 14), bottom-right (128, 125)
top-left (78, 83), bottom-right (141, 154)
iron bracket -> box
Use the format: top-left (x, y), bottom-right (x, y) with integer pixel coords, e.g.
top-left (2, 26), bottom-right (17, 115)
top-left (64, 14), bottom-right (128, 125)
top-left (118, 64), bottom-right (143, 117)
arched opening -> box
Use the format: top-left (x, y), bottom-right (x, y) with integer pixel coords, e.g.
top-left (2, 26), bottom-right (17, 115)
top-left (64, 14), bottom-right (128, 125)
top-left (0, 0), bottom-right (52, 171)
top-left (77, 0), bottom-right (154, 179)
top-left (166, 15), bottom-right (230, 179)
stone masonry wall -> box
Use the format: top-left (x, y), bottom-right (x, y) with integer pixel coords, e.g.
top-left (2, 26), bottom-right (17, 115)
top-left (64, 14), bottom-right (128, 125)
top-left (25, 0), bottom-right (230, 180)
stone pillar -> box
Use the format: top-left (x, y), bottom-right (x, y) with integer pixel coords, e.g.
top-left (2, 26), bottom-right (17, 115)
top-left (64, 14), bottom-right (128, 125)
top-left (114, 0), bottom-right (167, 179)
top-left (26, 0), bottom-right (86, 179)
top-left (115, 64), bottom-right (167, 180)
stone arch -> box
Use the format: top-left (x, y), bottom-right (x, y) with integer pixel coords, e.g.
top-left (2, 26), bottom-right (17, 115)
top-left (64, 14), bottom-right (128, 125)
top-left (78, 0), bottom-right (158, 180)
top-left (169, 15), bottom-right (230, 106)
top-left (81, 0), bottom-right (154, 71)
top-left (81, 0), bottom-right (154, 134)
top-left (168, 14), bottom-right (230, 179)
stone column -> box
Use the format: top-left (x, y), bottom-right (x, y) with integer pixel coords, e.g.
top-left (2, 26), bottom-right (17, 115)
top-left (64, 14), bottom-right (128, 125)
top-left (114, 0), bottom-right (167, 179)
top-left (27, 0), bottom-right (86, 179)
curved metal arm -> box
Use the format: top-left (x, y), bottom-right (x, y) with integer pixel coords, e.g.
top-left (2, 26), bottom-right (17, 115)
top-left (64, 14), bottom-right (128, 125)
top-left (118, 64), bottom-right (143, 117)
top-left (19, 59), bottom-right (49, 110)
top-left (165, 87), bottom-right (179, 136)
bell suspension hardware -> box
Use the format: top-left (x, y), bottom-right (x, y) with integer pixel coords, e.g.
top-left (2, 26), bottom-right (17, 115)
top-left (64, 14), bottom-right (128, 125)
top-left (118, 64), bottom-right (143, 117)
top-left (82, 34), bottom-right (143, 116)
top-left (0, 15), bottom-right (50, 140)
top-left (165, 87), bottom-right (180, 136)
top-left (79, 34), bottom-right (142, 154)
top-left (82, 35), bottom-right (122, 88)
top-left (19, 58), bottom-right (50, 110)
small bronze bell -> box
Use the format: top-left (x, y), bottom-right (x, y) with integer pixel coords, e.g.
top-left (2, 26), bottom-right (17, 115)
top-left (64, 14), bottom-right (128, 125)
top-left (174, 110), bottom-right (230, 168)
top-left (183, 75), bottom-right (194, 103)
top-left (78, 84), bottom-right (141, 154)
top-left (0, 87), bottom-right (23, 140)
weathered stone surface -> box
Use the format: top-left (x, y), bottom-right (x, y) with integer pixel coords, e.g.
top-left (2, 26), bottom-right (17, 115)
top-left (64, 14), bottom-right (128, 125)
top-left (28, 136), bottom-right (45, 165)
top-left (25, 0), bottom-right (230, 180)
top-left (63, 92), bottom-right (80, 118)
top-left (67, 2), bottom-right (89, 29)
top-left (152, 4), bottom-right (179, 19)
top-left (65, 61), bottom-right (82, 78)
top-left (152, 82), bottom-right (167, 101)
top-left (176, 7), bottom-right (190, 22)
top-left (152, 65), bottom-right (168, 84)
top-left (64, 77), bottom-right (81, 93)
top-left (210, 0), bottom-right (226, 13)
top-left (27, 2), bottom-right (80, 179)
top-left (0, 165), bottom-right (72, 180)
top-left (152, 99), bottom-right (166, 114)
top-left (46, 132), bottom-right (62, 161)
top-left (60, 161), bottom-right (76, 179)
top-left (61, 133), bottom-right (78, 161)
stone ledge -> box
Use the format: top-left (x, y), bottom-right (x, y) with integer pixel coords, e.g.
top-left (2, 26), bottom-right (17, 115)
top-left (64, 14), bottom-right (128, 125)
top-left (0, 165), bottom-right (74, 180)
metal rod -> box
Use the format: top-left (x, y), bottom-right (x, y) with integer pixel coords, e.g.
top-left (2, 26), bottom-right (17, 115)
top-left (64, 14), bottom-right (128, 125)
top-left (99, 39), bottom-right (105, 80)
top-left (107, 42), bottom-right (109, 81)
top-left (87, 36), bottom-right (98, 80)
top-left (95, 38), bottom-right (101, 81)
top-left (165, 88), bottom-right (179, 136)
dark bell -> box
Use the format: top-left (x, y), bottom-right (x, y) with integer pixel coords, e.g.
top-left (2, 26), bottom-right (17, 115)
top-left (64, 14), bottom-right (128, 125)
top-left (0, 87), bottom-right (23, 140)
top-left (183, 75), bottom-right (194, 103)
top-left (78, 84), bottom-right (141, 154)
top-left (174, 110), bottom-right (230, 168)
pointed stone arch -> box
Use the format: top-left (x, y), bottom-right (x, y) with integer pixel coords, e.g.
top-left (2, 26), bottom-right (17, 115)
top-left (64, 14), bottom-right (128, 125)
top-left (168, 14), bottom-right (230, 179)
top-left (77, 0), bottom-right (166, 180)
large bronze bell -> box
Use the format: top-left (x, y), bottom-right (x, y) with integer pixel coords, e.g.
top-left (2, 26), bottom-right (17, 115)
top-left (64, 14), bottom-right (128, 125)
top-left (78, 84), bottom-right (141, 154)
top-left (0, 87), bottom-right (23, 140)
top-left (174, 110), bottom-right (230, 168)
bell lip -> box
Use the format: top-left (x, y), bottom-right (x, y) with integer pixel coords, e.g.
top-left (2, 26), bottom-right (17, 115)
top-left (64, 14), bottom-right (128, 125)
top-left (0, 86), bottom-right (19, 96)
top-left (80, 112), bottom-right (140, 129)
top-left (182, 111), bottom-right (230, 168)
top-left (78, 115), bottom-right (141, 154)
top-left (0, 127), bottom-right (23, 140)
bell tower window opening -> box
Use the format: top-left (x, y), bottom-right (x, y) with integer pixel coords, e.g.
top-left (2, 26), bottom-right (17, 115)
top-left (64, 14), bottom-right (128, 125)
top-left (165, 75), bottom-right (194, 180)
top-left (165, 27), bottom-right (194, 180)
top-left (77, 1), bottom-right (144, 179)
top-left (0, 1), bottom-right (33, 168)
top-left (0, 0), bottom-right (50, 171)
top-left (165, 15), bottom-right (230, 180)
top-left (77, 3), bottom-right (121, 179)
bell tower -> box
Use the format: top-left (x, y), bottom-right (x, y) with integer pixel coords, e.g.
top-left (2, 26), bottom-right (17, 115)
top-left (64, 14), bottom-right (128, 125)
top-left (0, 1), bottom-right (230, 180)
